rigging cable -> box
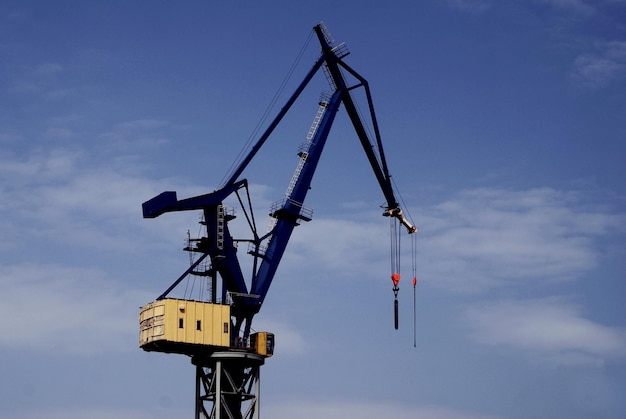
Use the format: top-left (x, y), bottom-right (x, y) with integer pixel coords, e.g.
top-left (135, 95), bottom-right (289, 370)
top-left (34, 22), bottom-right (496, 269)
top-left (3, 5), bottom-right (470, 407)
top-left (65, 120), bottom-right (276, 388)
top-left (389, 176), bottom-right (418, 341)
top-left (219, 31), bottom-right (315, 188)
top-left (184, 229), bottom-right (193, 299)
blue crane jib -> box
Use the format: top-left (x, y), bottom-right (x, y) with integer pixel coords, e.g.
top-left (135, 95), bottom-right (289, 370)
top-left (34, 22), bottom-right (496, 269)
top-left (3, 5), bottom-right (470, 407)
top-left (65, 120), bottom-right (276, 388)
top-left (142, 23), bottom-right (417, 347)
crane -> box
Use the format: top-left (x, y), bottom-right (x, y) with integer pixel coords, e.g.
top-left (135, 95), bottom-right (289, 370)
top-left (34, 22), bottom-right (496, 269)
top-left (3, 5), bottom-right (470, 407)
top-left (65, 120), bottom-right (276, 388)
top-left (139, 22), bottom-right (417, 419)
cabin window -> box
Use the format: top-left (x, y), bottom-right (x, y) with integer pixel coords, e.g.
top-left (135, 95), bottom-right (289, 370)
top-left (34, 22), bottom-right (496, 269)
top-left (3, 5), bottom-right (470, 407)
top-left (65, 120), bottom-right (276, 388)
top-left (178, 318), bottom-right (184, 329)
top-left (196, 320), bottom-right (202, 331)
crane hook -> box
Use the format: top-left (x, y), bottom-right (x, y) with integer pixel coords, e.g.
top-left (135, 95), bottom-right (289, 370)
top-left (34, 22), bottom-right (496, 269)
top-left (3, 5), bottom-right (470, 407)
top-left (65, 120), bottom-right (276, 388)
top-left (391, 273), bottom-right (400, 330)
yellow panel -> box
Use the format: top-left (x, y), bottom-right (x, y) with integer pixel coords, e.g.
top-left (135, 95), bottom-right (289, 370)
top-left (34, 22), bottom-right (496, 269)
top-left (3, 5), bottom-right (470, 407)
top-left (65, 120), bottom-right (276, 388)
top-left (139, 298), bottom-right (231, 352)
top-left (250, 332), bottom-right (274, 357)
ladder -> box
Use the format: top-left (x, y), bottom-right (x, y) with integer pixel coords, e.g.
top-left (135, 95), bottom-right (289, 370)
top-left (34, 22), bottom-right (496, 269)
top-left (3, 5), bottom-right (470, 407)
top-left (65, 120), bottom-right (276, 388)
top-left (253, 96), bottom-right (330, 257)
top-left (284, 97), bottom-right (329, 198)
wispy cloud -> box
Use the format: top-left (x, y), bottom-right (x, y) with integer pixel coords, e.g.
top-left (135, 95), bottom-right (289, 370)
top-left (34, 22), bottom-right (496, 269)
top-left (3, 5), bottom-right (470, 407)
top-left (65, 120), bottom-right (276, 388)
top-left (29, 62), bottom-right (63, 78)
top-left (234, 186), bottom-right (624, 294)
top-left (251, 317), bottom-right (307, 356)
top-left (571, 41), bottom-right (626, 88)
top-left (99, 118), bottom-right (173, 150)
top-left (418, 188), bottom-right (624, 291)
top-left (0, 145), bottom-right (204, 355)
top-left (10, 407), bottom-right (186, 419)
top-left (0, 264), bottom-right (152, 356)
top-left (264, 399), bottom-right (502, 419)
top-left (537, 0), bottom-right (595, 15)
top-left (229, 186), bottom-right (625, 298)
top-left (0, 147), bottom-right (82, 180)
top-left (464, 297), bottom-right (626, 365)
top-left (283, 217), bottom-right (389, 279)
top-left (12, 401), bottom-right (500, 419)
top-left (446, 0), bottom-right (492, 13)
top-left (0, 145), bottom-right (197, 253)
top-left (2, 130), bottom-right (623, 365)
top-left (6, 62), bottom-right (70, 99)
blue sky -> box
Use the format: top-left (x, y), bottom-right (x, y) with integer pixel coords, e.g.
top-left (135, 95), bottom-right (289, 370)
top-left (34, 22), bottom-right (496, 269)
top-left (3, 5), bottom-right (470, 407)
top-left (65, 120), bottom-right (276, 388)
top-left (1, 1), bottom-right (625, 418)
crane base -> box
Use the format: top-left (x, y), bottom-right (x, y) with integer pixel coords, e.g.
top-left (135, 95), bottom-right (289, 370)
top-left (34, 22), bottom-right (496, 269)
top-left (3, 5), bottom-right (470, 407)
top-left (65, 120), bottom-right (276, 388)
top-left (192, 350), bottom-right (265, 419)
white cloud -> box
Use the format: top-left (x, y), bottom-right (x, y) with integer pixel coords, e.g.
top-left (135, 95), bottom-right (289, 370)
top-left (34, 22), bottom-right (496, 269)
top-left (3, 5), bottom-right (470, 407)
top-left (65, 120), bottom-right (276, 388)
top-left (284, 217), bottom-right (389, 278)
top-left (97, 118), bottom-right (175, 154)
top-left (10, 401), bottom-right (501, 419)
top-left (44, 126), bottom-right (74, 140)
top-left (464, 297), bottom-right (626, 364)
top-left (2, 131), bottom-right (623, 368)
top-left (29, 62), bottom-right (63, 78)
top-left (6, 62), bottom-right (66, 99)
top-left (538, 0), bottom-right (595, 14)
top-left (0, 132), bottom-right (21, 143)
top-left (446, 0), bottom-right (492, 13)
top-left (0, 264), bottom-right (153, 356)
top-left (225, 186), bottom-right (624, 295)
top-left (572, 41), bottom-right (626, 88)
top-left (418, 188), bottom-right (623, 291)
top-left (0, 147), bottom-right (83, 181)
top-left (10, 407), bottom-right (186, 419)
top-left (264, 399), bottom-right (502, 419)
top-left (251, 317), bottom-right (307, 356)
top-left (0, 147), bottom-right (196, 253)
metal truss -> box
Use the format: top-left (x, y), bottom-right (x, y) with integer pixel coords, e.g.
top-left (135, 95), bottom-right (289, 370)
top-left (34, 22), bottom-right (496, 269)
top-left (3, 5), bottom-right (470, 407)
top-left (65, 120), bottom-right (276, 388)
top-left (193, 351), bottom-right (265, 419)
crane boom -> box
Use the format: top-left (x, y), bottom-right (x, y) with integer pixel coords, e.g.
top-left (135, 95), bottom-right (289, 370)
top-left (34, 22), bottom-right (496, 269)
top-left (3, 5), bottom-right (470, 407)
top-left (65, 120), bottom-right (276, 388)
top-left (141, 22), bottom-right (416, 342)
top-left (313, 24), bottom-right (417, 234)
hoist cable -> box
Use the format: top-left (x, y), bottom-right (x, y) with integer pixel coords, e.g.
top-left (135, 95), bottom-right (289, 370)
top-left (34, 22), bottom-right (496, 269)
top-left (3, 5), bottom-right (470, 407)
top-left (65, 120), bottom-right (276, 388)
top-left (396, 220), bottom-right (401, 276)
top-left (411, 230), bottom-right (418, 347)
top-left (390, 217), bottom-right (403, 277)
top-left (391, 175), bottom-right (416, 228)
top-left (413, 276), bottom-right (417, 347)
top-left (411, 227), bottom-right (417, 279)
top-left (389, 217), bottom-right (396, 274)
top-left (219, 31), bottom-right (315, 187)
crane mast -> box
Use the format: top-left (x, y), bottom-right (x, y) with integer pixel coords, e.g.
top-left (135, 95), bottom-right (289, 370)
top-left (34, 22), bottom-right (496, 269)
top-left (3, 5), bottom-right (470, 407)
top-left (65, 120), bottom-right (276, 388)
top-left (139, 23), bottom-right (417, 419)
